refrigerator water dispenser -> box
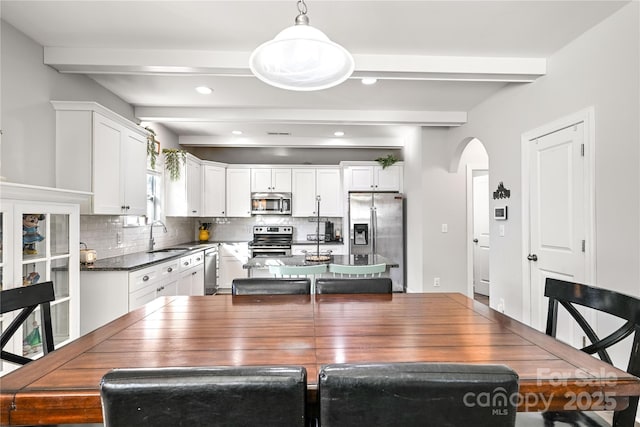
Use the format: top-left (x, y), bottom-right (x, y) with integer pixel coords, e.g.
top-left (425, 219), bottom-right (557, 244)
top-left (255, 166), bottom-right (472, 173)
top-left (354, 224), bottom-right (368, 245)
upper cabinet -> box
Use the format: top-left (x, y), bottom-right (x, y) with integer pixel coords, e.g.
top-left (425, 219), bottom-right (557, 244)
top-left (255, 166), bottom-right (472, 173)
top-left (342, 162), bottom-right (403, 192)
top-left (53, 101), bottom-right (148, 215)
top-left (251, 168), bottom-right (291, 192)
top-left (226, 168), bottom-right (251, 217)
top-left (166, 154), bottom-right (202, 217)
top-left (202, 162), bottom-right (226, 217)
top-left (291, 168), bottom-right (342, 217)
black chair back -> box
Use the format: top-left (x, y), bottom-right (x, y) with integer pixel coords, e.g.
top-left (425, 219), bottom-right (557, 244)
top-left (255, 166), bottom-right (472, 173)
top-left (1, 281), bottom-right (55, 365)
top-left (232, 278), bottom-right (310, 295)
top-left (315, 277), bottom-right (392, 294)
top-left (319, 362), bottom-right (518, 427)
top-left (100, 366), bottom-right (307, 427)
top-left (544, 278), bottom-right (640, 425)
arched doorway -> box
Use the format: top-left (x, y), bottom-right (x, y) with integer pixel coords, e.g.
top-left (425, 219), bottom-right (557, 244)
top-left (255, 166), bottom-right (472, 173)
top-left (449, 137), bottom-right (490, 304)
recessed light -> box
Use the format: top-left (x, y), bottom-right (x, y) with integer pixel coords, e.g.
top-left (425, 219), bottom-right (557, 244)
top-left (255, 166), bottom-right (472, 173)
top-left (195, 86), bottom-right (213, 95)
top-left (334, 131), bottom-right (345, 137)
top-left (232, 130), bottom-right (243, 135)
top-left (361, 78), bottom-right (377, 85)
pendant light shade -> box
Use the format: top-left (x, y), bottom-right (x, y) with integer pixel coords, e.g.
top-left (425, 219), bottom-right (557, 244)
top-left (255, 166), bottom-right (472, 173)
top-left (249, 1), bottom-right (354, 91)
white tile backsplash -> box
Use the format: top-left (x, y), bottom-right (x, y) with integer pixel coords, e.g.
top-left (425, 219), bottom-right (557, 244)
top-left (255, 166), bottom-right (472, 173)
top-left (81, 215), bottom-right (343, 259)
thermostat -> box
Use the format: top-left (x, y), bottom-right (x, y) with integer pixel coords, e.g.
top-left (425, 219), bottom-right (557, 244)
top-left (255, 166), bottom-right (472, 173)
top-left (494, 206), bottom-right (508, 220)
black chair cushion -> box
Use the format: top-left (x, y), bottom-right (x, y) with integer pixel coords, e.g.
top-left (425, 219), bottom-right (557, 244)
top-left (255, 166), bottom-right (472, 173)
top-left (319, 362), bottom-right (518, 427)
top-left (315, 277), bottom-right (392, 294)
top-left (100, 365), bottom-right (307, 427)
top-left (232, 278), bottom-right (311, 295)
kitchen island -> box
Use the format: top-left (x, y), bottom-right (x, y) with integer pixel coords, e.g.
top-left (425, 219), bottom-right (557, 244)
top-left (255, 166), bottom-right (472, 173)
top-left (244, 253), bottom-right (398, 270)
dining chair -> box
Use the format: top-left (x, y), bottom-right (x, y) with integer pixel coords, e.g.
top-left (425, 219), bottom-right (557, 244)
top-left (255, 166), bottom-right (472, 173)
top-left (315, 277), bottom-right (392, 294)
top-left (100, 365), bottom-right (308, 427)
top-left (517, 278), bottom-right (640, 427)
top-left (268, 264), bottom-right (328, 293)
top-left (232, 277), bottom-right (311, 295)
top-left (1, 281), bottom-right (56, 365)
top-left (328, 263), bottom-right (386, 278)
top-left (318, 362), bottom-right (518, 427)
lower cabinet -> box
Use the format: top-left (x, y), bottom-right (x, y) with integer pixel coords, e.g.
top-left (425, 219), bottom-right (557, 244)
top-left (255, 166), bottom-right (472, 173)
top-left (80, 253), bottom-right (205, 335)
top-left (177, 252), bottom-right (205, 296)
top-left (218, 243), bottom-right (249, 291)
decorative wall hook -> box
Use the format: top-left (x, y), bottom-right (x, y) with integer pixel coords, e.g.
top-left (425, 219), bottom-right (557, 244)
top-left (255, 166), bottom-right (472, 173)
top-left (493, 182), bottom-right (511, 199)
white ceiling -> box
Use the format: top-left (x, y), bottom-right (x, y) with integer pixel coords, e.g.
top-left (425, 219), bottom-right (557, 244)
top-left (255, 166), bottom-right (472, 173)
top-left (1, 0), bottom-right (628, 147)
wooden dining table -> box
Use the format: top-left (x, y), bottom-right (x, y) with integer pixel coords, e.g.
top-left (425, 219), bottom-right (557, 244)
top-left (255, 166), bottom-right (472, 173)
top-left (2, 292), bottom-right (640, 426)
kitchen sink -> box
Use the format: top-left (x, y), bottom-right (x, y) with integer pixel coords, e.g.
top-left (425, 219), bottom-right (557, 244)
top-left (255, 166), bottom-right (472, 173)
top-left (147, 248), bottom-right (189, 254)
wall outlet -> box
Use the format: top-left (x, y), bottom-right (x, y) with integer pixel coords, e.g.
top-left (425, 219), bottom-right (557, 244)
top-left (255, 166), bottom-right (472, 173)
top-left (433, 277), bottom-right (440, 287)
top-left (499, 224), bottom-right (505, 237)
top-left (498, 298), bottom-right (505, 313)
top-left (116, 231), bottom-right (123, 245)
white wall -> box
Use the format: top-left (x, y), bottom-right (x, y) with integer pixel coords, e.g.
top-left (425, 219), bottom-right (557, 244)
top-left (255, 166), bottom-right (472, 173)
top-left (402, 127), bottom-right (423, 292)
top-left (445, 3), bottom-right (640, 322)
top-left (1, 20), bottom-right (135, 186)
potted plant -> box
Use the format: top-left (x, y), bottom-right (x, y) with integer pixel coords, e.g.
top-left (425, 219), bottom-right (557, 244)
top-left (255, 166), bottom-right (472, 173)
top-left (144, 127), bottom-right (159, 170)
top-left (163, 148), bottom-right (187, 181)
top-left (375, 154), bottom-right (399, 169)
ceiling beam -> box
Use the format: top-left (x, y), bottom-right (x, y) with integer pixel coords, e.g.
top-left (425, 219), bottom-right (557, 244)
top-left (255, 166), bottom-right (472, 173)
top-left (135, 107), bottom-right (467, 127)
top-left (180, 135), bottom-right (406, 149)
top-left (44, 47), bottom-right (546, 82)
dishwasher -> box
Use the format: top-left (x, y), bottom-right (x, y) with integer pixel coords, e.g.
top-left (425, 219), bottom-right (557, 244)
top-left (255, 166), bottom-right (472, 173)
top-left (204, 246), bottom-right (218, 295)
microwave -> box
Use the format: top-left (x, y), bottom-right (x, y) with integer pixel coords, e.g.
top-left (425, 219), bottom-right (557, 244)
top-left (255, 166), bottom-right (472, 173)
top-left (251, 192), bottom-right (292, 215)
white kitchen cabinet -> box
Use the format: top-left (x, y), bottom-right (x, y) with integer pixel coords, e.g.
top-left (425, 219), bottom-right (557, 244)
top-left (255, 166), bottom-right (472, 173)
top-left (0, 185), bottom-right (82, 376)
top-left (203, 163), bottom-right (226, 217)
top-left (53, 101), bottom-right (148, 215)
top-left (343, 163), bottom-right (403, 192)
top-left (81, 257), bottom-right (180, 333)
top-left (291, 168), bottom-right (342, 217)
top-left (226, 168), bottom-right (251, 217)
top-left (218, 243), bottom-right (249, 290)
top-left (177, 251), bottom-right (205, 296)
top-left (166, 154), bottom-right (202, 217)
top-left (251, 168), bottom-right (291, 192)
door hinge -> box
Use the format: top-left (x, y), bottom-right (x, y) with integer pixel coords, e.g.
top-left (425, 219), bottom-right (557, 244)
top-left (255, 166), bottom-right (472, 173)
top-left (581, 240), bottom-right (586, 252)
top-left (581, 144), bottom-right (585, 157)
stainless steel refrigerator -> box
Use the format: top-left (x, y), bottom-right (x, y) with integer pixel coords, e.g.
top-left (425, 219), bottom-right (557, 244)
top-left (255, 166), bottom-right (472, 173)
top-left (349, 192), bottom-right (405, 292)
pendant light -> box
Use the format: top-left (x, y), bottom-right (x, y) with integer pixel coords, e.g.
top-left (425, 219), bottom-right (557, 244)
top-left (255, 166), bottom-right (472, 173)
top-left (249, 0), bottom-right (355, 91)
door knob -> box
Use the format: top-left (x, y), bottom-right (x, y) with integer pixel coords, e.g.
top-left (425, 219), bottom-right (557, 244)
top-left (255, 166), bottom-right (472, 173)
top-left (527, 254), bottom-right (538, 261)
top-left (473, 239), bottom-right (479, 243)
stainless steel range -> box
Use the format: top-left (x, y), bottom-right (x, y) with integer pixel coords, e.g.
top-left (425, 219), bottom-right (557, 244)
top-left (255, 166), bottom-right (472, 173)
top-left (249, 225), bottom-right (293, 257)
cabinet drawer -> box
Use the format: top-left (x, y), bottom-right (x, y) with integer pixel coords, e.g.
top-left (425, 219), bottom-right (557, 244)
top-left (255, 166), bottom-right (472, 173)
top-left (191, 251), bottom-right (204, 267)
top-left (129, 265), bottom-right (161, 293)
top-left (159, 259), bottom-right (179, 279)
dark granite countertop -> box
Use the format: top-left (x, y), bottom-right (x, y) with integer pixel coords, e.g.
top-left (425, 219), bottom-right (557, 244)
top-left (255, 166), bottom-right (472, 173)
top-left (292, 240), bottom-right (345, 245)
top-left (244, 254), bottom-right (398, 269)
top-left (81, 242), bottom-right (218, 272)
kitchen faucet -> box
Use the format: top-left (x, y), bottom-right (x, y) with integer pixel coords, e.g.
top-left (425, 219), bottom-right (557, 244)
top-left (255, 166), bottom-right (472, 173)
top-left (148, 220), bottom-right (167, 251)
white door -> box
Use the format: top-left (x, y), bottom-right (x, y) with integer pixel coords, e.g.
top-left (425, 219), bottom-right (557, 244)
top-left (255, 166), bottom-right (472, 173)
top-left (528, 123), bottom-right (587, 343)
top-left (291, 169), bottom-right (316, 217)
top-left (251, 169), bottom-right (273, 192)
top-left (272, 168), bottom-right (292, 192)
top-left (472, 171), bottom-right (490, 296)
top-left (186, 158), bottom-right (202, 216)
top-left (316, 168), bottom-right (342, 216)
top-left (122, 130), bottom-right (147, 215)
top-left (92, 113), bottom-right (123, 214)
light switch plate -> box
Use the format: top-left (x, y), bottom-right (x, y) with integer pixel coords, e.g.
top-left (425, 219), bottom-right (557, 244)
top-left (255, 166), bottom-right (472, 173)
top-left (441, 224), bottom-right (448, 233)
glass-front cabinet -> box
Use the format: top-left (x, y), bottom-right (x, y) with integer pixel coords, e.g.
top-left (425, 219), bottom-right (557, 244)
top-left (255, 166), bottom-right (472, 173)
top-left (1, 186), bottom-right (81, 376)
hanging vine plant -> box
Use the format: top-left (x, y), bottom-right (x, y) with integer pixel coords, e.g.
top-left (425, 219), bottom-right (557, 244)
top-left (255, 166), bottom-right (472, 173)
top-left (163, 148), bottom-right (187, 181)
top-left (375, 154), bottom-right (399, 169)
top-left (144, 127), bottom-right (159, 170)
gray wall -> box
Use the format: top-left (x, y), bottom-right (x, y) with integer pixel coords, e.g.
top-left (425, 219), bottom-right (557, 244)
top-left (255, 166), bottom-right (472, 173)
top-left (187, 146), bottom-right (403, 165)
top-left (445, 2), bottom-right (639, 318)
top-left (0, 21), bottom-right (135, 186)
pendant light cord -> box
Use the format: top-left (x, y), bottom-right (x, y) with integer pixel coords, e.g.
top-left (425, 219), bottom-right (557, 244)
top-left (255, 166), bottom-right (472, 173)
top-left (297, 0), bottom-right (308, 15)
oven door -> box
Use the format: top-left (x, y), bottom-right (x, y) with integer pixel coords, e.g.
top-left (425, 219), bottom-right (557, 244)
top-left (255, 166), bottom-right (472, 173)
top-left (251, 247), bottom-right (292, 258)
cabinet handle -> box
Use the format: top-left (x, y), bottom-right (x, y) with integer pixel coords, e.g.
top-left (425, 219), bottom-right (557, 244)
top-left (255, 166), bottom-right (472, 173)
top-left (167, 267), bottom-right (173, 273)
top-left (121, 205), bottom-right (127, 210)
top-left (222, 211), bottom-right (225, 214)
top-left (143, 275), bottom-right (150, 282)
top-left (192, 272), bottom-right (197, 276)
top-left (184, 262), bottom-right (189, 266)
top-left (196, 257), bottom-right (201, 262)
top-left (156, 287), bottom-right (162, 292)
